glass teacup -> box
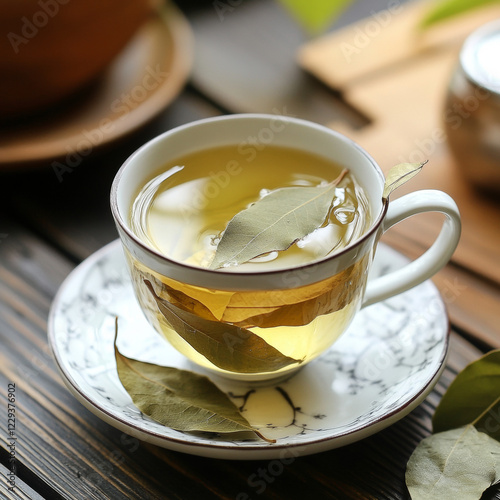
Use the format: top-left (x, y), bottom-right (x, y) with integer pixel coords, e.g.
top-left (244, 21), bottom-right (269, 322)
top-left (111, 114), bottom-right (461, 382)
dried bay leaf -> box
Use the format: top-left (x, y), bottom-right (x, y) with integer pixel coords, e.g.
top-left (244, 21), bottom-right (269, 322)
top-left (383, 162), bottom-right (426, 200)
top-left (406, 425), bottom-right (500, 500)
top-left (493, 447), bottom-right (500, 484)
top-left (222, 255), bottom-right (368, 327)
top-left (209, 169), bottom-right (348, 270)
top-left (407, 351), bottom-right (500, 499)
top-left (144, 279), bottom-right (302, 373)
top-left (433, 350), bottom-right (500, 440)
top-left (160, 280), bottom-right (219, 323)
top-left (153, 255), bottom-right (367, 328)
top-left (114, 319), bottom-right (274, 442)
top-left (128, 255), bottom-right (233, 321)
top-left (159, 275), bottom-right (232, 321)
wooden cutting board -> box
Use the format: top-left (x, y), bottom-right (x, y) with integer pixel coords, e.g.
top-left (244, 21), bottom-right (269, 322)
top-left (300, 0), bottom-right (500, 347)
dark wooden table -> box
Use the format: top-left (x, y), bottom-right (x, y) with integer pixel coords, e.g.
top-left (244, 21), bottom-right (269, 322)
top-left (1, 1), bottom-right (500, 498)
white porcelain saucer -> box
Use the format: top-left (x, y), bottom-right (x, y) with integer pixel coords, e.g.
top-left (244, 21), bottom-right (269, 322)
top-left (48, 240), bottom-right (448, 460)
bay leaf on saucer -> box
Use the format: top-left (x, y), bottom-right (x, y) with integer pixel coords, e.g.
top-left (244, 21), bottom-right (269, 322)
top-left (114, 319), bottom-right (274, 443)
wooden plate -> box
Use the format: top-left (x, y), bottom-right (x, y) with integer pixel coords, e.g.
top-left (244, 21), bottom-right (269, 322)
top-left (0, 3), bottom-right (193, 169)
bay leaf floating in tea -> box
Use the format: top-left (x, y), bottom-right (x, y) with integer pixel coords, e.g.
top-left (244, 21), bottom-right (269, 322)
top-left (114, 318), bottom-right (275, 442)
top-left (209, 169), bottom-right (348, 270)
top-left (132, 145), bottom-right (371, 272)
top-left (383, 162), bottom-right (427, 200)
top-left (143, 279), bottom-right (302, 373)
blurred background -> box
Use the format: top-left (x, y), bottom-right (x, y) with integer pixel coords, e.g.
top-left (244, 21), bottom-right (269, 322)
top-left (1, 0), bottom-right (499, 340)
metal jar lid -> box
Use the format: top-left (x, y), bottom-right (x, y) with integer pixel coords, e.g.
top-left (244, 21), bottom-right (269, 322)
top-left (460, 18), bottom-right (500, 94)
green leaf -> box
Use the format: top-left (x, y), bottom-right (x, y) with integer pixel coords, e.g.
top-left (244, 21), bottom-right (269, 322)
top-left (406, 425), bottom-right (500, 500)
top-left (433, 350), bottom-right (500, 440)
top-left (144, 279), bottom-right (301, 374)
top-left (114, 319), bottom-right (274, 442)
top-left (493, 447), bottom-right (500, 483)
top-left (209, 169), bottom-right (348, 270)
top-left (420, 0), bottom-right (500, 29)
top-left (382, 162), bottom-right (426, 200)
top-left (276, 0), bottom-right (354, 34)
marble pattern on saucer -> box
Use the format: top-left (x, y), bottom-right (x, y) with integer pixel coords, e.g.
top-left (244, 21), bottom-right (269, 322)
top-left (48, 240), bottom-right (448, 460)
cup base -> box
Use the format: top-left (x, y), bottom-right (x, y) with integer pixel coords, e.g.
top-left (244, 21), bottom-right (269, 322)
top-left (195, 363), bottom-right (304, 386)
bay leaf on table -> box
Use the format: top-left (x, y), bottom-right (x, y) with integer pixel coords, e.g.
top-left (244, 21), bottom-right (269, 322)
top-left (432, 350), bottom-right (500, 440)
top-left (144, 279), bottom-right (301, 373)
top-left (406, 425), bottom-right (500, 500)
top-left (493, 447), bottom-right (500, 484)
top-left (114, 319), bottom-right (274, 443)
top-left (382, 162), bottom-right (426, 200)
top-left (209, 169), bottom-right (348, 270)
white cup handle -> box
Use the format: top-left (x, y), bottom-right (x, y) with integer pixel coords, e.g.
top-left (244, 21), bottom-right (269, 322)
top-left (362, 190), bottom-right (461, 307)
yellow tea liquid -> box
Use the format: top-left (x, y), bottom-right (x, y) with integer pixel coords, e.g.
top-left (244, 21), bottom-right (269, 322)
top-left (128, 145), bottom-right (372, 378)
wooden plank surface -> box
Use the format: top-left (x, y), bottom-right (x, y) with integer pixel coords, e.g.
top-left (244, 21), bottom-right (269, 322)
top-left (0, 463), bottom-right (45, 500)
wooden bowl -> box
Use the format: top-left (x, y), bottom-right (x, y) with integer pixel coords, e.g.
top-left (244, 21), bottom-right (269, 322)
top-left (0, 0), bottom-right (153, 119)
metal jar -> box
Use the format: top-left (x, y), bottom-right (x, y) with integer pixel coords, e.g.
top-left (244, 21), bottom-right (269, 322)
top-left (444, 19), bottom-right (500, 193)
